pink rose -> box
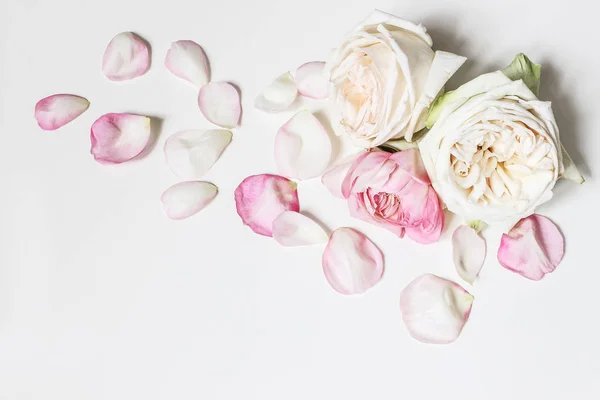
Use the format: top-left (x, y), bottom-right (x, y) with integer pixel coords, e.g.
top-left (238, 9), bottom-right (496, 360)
top-left (323, 149), bottom-right (444, 244)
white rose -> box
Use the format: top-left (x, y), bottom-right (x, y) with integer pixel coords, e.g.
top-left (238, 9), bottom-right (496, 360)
top-left (326, 10), bottom-right (466, 148)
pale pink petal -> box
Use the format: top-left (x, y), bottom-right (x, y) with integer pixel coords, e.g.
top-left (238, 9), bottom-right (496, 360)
top-left (388, 148), bottom-right (431, 185)
top-left (272, 211), bottom-right (328, 246)
top-left (161, 181), bottom-right (217, 220)
top-left (254, 72), bottom-right (297, 113)
top-left (321, 152), bottom-right (366, 199)
top-left (102, 32), bottom-right (150, 81)
top-left (452, 225), bottom-right (486, 284)
top-left (400, 274), bottom-right (474, 344)
top-left (295, 61), bottom-right (329, 100)
top-left (90, 113), bottom-right (151, 164)
top-left (164, 129), bottom-right (232, 179)
top-left (234, 174), bottom-right (300, 237)
top-left (275, 110), bottom-right (332, 180)
top-left (322, 227), bottom-right (384, 295)
top-left (497, 214), bottom-right (564, 281)
top-left (35, 94), bottom-right (89, 130)
top-left (165, 40), bottom-right (210, 88)
top-left (341, 151), bottom-right (390, 198)
top-left (198, 81), bottom-right (241, 128)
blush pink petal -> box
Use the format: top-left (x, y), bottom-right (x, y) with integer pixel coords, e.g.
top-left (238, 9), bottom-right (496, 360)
top-left (341, 151), bottom-right (391, 198)
top-left (322, 228), bottom-right (384, 295)
top-left (90, 113), bottom-right (152, 164)
top-left (161, 181), bottom-right (217, 220)
top-left (452, 225), bottom-right (486, 284)
top-left (198, 81), bottom-right (241, 129)
top-left (295, 61), bottom-right (329, 100)
top-left (403, 187), bottom-right (444, 245)
top-left (34, 94), bottom-right (89, 130)
top-left (388, 149), bottom-right (431, 185)
top-left (165, 40), bottom-right (210, 88)
top-left (234, 174), bottom-right (300, 237)
top-left (102, 32), bottom-right (150, 81)
top-left (272, 211), bottom-right (329, 246)
top-left (497, 214), bottom-right (564, 281)
top-left (321, 152), bottom-right (366, 199)
top-left (348, 194), bottom-right (405, 237)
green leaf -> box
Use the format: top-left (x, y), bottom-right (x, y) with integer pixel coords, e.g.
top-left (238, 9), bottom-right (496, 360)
top-left (501, 53), bottom-right (542, 96)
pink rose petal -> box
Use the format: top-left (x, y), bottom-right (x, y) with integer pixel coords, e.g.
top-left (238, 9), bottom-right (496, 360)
top-left (254, 72), bottom-right (297, 113)
top-left (295, 61), bottom-right (329, 100)
top-left (161, 181), bottom-right (217, 220)
top-left (34, 94), bottom-right (89, 130)
top-left (198, 81), bottom-right (241, 128)
top-left (322, 227), bottom-right (384, 295)
top-left (497, 214), bottom-right (564, 281)
top-left (400, 274), bottom-right (474, 344)
top-left (102, 32), bottom-right (150, 81)
top-left (273, 211), bottom-right (329, 246)
top-left (452, 225), bottom-right (486, 284)
top-left (90, 113), bottom-right (152, 165)
top-left (234, 174), bottom-right (300, 237)
top-left (165, 40), bottom-right (210, 88)
top-left (321, 152), bottom-right (366, 198)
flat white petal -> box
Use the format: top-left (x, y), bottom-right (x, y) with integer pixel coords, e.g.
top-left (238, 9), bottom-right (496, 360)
top-left (161, 181), bottom-right (217, 220)
top-left (198, 81), bottom-right (241, 128)
top-left (254, 72), bottom-right (297, 113)
top-left (295, 61), bottom-right (329, 100)
top-left (165, 40), bottom-right (210, 88)
top-left (272, 211), bottom-right (329, 246)
top-left (102, 32), bottom-right (150, 81)
top-left (452, 225), bottom-right (486, 284)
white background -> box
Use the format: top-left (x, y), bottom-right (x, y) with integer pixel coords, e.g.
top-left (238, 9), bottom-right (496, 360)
top-left (1, 0), bottom-right (599, 399)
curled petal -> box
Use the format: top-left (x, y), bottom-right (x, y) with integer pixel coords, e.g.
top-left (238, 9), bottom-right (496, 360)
top-left (254, 72), bottom-right (297, 113)
top-left (295, 61), bottom-right (329, 100)
top-left (272, 211), bottom-right (328, 246)
top-left (198, 81), bottom-right (241, 128)
top-left (322, 228), bottom-right (384, 295)
top-left (90, 113), bottom-right (151, 164)
top-left (400, 274), bottom-right (474, 344)
top-left (102, 32), bottom-right (150, 81)
top-left (452, 225), bottom-right (486, 284)
top-left (165, 40), bottom-right (210, 88)
top-left (35, 94), bottom-right (89, 130)
top-left (234, 174), bottom-right (299, 237)
top-left (275, 110), bottom-right (332, 180)
top-left (161, 181), bottom-right (217, 220)
top-left (321, 152), bottom-right (366, 198)
top-left (498, 214), bottom-right (564, 281)
top-left (164, 129), bottom-right (232, 179)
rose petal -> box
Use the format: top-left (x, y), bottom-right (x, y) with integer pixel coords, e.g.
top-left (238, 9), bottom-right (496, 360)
top-left (400, 274), bottom-right (474, 344)
top-left (234, 174), bottom-right (300, 237)
top-left (164, 129), bottom-right (232, 179)
top-left (34, 94), bottom-right (89, 130)
top-left (272, 211), bottom-right (329, 246)
top-left (497, 214), bottom-right (564, 281)
top-left (165, 40), bottom-right (210, 88)
top-left (90, 113), bottom-right (152, 164)
top-left (254, 72), bottom-right (298, 113)
top-left (322, 227), bottom-right (384, 295)
top-left (197, 81), bottom-right (241, 128)
top-left (102, 32), bottom-right (150, 81)
top-left (161, 181), bottom-right (217, 220)
top-left (295, 61), bottom-right (328, 100)
top-left (321, 152), bottom-right (366, 198)
top-left (274, 110), bottom-right (332, 180)
top-left (452, 225), bottom-right (486, 284)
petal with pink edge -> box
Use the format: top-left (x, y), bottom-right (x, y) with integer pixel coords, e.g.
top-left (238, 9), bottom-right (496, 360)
top-left (452, 225), bottom-right (486, 284)
top-left (102, 32), bottom-right (150, 81)
top-left (90, 113), bottom-right (152, 164)
top-left (254, 72), bottom-right (297, 113)
top-left (321, 152), bottom-right (366, 199)
top-left (275, 110), bottom-right (332, 180)
top-left (400, 274), bottom-right (474, 344)
top-left (198, 81), bottom-right (241, 128)
top-left (35, 94), bottom-right (89, 130)
top-left (295, 61), bottom-right (329, 100)
top-left (165, 40), bottom-right (210, 88)
top-left (234, 174), bottom-right (300, 237)
top-left (161, 181), bottom-right (217, 220)
top-left (273, 211), bottom-right (328, 246)
top-left (322, 227), bottom-right (384, 295)
top-left (497, 214), bottom-right (564, 281)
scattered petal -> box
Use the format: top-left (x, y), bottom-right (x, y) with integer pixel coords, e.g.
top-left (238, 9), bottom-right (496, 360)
top-left (198, 81), bottom-right (241, 128)
top-left (34, 94), bottom-right (89, 130)
top-left (321, 152), bottom-right (366, 198)
top-left (164, 129), bottom-right (232, 179)
top-left (560, 144), bottom-right (584, 184)
top-left (234, 174), bottom-right (299, 237)
top-left (161, 181), bottom-right (217, 220)
top-left (273, 211), bottom-right (329, 246)
top-left (275, 110), bottom-right (332, 180)
top-left (498, 214), bottom-right (564, 281)
top-left (165, 40), bottom-right (210, 88)
top-left (102, 32), bottom-right (150, 81)
top-left (468, 220), bottom-right (488, 233)
top-left (322, 227), bottom-right (384, 295)
top-left (254, 72), bottom-right (297, 113)
top-left (452, 225), bottom-right (486, 284)
top-left (90, 113), bottom-right (151, 164)
top-left (400, 274), bottom-right (474, 344)
top-left (295, 61), bottom-right (329, 100)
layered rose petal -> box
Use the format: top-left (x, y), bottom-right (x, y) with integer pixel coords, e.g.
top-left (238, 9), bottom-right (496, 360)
top-left (400, 274), bottom-right (474, 344)
top-left (161, 181), bottom-right (217, 220)
top-left (275, 110), bottom-right (332, 180)
top-left (234, 174), bottom-right (300, 237)
top-left (254, 72), bottom-right (298, 113)
top-left (198, 81), bottom-right (241, 128)
top-left (452, 225), bottom-right (486, 284)
top-left (165, 40), bottom-right (210, 88)
top-left (90, 113), bottom-right (151, 164)
top-left (272, 211), bottom-right (328, 246)
top-left (295, 61), bottom-right (329, 100)
top-left (35, 94), bottom-right (89, 130)
top-left (321, 152), bottom-right (366, 198)
top-left (102, 32), bottom-right (150, 81)
top-left (322, 228), bottom-right (383, 295)
top-left (497, 214), bottom-right (564, 280)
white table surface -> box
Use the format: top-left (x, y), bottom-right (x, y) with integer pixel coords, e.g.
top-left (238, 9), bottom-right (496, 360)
top-left (1, 0), bottom-right (599, 398)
